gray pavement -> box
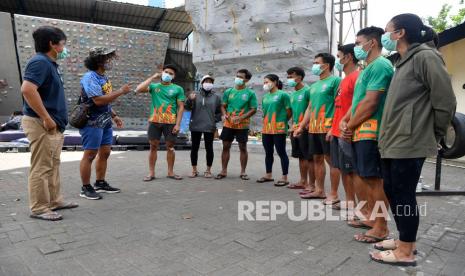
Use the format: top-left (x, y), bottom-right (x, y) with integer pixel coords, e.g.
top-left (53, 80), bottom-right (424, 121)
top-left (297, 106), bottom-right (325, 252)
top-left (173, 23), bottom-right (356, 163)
top-left (1, 148), bottom-right (465, 276)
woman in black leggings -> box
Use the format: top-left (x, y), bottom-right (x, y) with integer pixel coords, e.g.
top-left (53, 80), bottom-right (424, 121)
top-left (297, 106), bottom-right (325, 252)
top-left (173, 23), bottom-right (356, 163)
top-left (370, 14), bottom-right (456, 266)
top-left (185, 75), bottom-right (222, 178)
top-left (257, 74), bottom-right (292, 186)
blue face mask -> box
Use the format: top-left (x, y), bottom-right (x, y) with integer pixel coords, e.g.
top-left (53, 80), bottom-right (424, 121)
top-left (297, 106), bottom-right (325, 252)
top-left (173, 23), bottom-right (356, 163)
top-left (311, 64), bottom-right (323, 76)
top-left (234, 77), bottom-right (244, 86)
top-left (56, 47), bottom-right (69, 60)
top-left (381, 32), bottom-right (398, 51)
top-left (354, 44), bottom-right (369, 61)
top-left (335, 58), bottom-right (344, 72)
top-left (287, 78), bottom-right (297, 87)
top-left (162, 72), bottom-right (173, 82)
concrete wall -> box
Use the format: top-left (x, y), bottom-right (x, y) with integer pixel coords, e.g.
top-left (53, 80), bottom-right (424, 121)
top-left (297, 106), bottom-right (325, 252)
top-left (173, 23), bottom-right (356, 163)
top-left (0, 12), bottom-right (23, 121)
top-left (440, 38), bottom-right (465, 114)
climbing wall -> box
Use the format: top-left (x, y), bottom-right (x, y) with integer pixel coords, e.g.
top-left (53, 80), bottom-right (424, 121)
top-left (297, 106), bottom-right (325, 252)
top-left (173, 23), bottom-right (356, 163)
top-left (0, 12), bottom-right (23, 120)
top-left (14, 14), bottom-right (170, 129)
top-left (185, 0), bottom-right (333, 130)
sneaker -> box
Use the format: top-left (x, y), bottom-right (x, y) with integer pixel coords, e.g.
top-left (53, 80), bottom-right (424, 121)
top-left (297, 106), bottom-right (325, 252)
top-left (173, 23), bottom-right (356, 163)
top-left (94, 180), bottom-right (121, 194)
top-left (80, 185), bottom-right (102, 200)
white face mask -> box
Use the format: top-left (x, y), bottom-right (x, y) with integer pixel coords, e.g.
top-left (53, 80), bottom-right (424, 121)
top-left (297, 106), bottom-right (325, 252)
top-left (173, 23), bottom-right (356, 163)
top-left (202, 83), bottom-right (213, 91)
top-left (263, 83), bottom-right (273, 92)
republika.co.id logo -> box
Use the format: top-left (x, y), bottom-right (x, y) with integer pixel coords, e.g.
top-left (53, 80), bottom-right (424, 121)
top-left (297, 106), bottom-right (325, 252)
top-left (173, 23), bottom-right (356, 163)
top-left (237, 200), bottom-right (427, 221)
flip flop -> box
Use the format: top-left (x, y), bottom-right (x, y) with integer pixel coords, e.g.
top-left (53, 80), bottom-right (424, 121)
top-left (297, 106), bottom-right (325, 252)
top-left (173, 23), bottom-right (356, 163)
top-left (256, 177), bottom-right (274, 183)
top-left (370, 250), bottom-right (417, 267)
top-left (143, 176), bottom-right (156, 182)
top-left (354, 233), bottom-right (389, 244)
top-left (347, 220), bottom-right (373, 229)
top-left (167, 175), bottom-right (183, 180)
top-left (373, 239), bottom-right (418, 255)
top-left (323, 199), bottom-right (340, 205)
top-left (345, 214), bottom-right (358, 221)
top-left (332, 201), bottom-right (341, 210)
top-left (240, 174), bottom-right (250, 180)
top-left (30, 211), bottom-right (63, 221)
top-left (51, 202), bottom-right (79, 211)
top-left (300, 192), bottom-right (326, 199)
top-left (299, 189), bottom-right (315, 195)
top-left (274, 180), bottom-right (289, 187)
top-left (215, 174), bottom-right (227, 180)
top-left (287, 183), bottom-right (306, 189)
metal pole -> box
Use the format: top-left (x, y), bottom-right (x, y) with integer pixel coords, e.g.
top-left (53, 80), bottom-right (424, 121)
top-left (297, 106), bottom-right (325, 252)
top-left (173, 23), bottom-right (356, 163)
top-left (330, 0), bottom-right (334, 52)
top-left (359, 0), bottom-right (363, 29)
top-left (364, 0), bottom-right (368, 27)
top-left (417, 149), bottom-right (465, 196)
top-left (339, 0), bottom-right (343, 45)
top-left (435, 152), bottom-right (442, 190)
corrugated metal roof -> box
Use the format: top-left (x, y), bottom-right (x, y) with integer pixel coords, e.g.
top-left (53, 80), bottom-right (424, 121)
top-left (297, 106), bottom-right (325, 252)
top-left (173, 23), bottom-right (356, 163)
top-left (0, 0), bottom-right (193, 39)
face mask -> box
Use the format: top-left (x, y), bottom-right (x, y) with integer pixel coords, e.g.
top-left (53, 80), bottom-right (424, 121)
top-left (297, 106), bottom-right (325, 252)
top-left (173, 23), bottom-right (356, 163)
top-left (56, 47), bottom-right (69, 60)
top-left (311, 64), bottom-right (323, 76)
top-left (381, 32), bottom-right (398, 51)
top-left (287, 78), bottom-right (297, 87)
top-left (162, 72), bottom-right (173, 82)
top-left (335, 58), bottom-right (344, 72)
top-left (263, 83), bottom-right (273, 92)
top-left (354, 43), bottom-right (369, 61)
top-left (103, 61), bottom-right (113, 71)
top-left (234, 77), bottom-right (244, 86)
top-left (202, 82), bottom-right (213, 91)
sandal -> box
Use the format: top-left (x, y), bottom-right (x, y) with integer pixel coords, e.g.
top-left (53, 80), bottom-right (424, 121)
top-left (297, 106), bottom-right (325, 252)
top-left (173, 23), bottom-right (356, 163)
top-left (299, 189), bottom-right (315, 195)
top-left (189, 171), bottom-right (199, 178)
top-left (374, 239), bottom-right (418, 255)
top-left (167, 175), bottom-right (183, 180)
top-left (332, 201), bottom-right (341, 210)
top-left (143, 175), bottom-right (156, 182)
top-left (256, 177), bottom-right (274, 183)
top-left (323, 198), bottom-right (340, 205)
top-left (215, 173), bottom-right (227, 180)
top-left (370, 250), bottom-right (417, 267)
top-left (347, 220), bottom-right (373, 229)
top-left (274, 180), bottom-right (289, 187)
top-left (240, 174), bottom-right (250, 180)
top-left (300, 192), bottom-right (326, 199)
top-left (30, 211), bottom-right (63, 221)
top-left (204, 171), bottom-right (213, 178)
top-left (287, 183), bottom-right (306, 189)
top-left (354, 232), bottom-right (389, 244)
top-left (51, 202), bottom-right (79, 211)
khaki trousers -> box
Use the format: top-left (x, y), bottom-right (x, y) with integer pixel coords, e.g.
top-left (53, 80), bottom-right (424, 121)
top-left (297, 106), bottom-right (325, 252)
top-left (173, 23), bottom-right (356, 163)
top-left (22, 116), bottom-right (64, 214)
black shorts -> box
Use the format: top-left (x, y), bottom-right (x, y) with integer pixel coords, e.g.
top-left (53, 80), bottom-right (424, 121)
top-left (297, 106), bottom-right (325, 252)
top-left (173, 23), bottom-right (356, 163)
top-left (352, 140), bottom-right (382, 178)
top-left (290, 132), bottom-right (312, 160)
top-left (330, 137), bottom-right (354, 174)
top-left (220, 127), bottom-right (248, 143)
top-left (148, 123), bottom-right (177, 142)
top-left (308, 133), bottom-right (330, 156)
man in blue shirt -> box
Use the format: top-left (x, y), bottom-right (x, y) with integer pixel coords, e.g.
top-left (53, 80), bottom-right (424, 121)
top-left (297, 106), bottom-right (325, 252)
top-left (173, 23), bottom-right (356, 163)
top-left (21, 26), bottom-right (78, 221)
top-left (78, 47), bottom-right (131, 200)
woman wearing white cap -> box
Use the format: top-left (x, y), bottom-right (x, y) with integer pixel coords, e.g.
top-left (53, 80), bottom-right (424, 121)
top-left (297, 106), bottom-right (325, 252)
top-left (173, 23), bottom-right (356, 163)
top-left (185, 75), bottom-right (222, 178)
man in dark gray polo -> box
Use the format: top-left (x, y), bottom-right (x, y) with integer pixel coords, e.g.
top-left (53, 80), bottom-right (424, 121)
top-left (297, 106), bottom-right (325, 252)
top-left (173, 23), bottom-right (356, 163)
top-left (21, 26), bottom-right (78, 221)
